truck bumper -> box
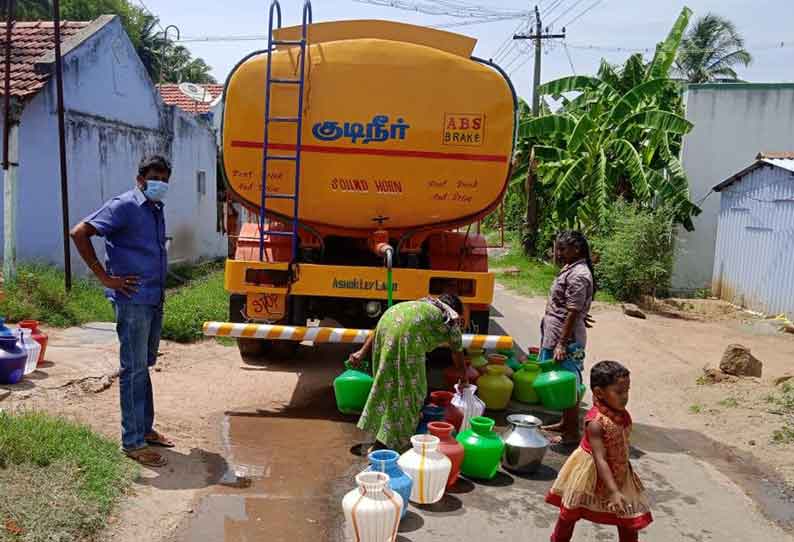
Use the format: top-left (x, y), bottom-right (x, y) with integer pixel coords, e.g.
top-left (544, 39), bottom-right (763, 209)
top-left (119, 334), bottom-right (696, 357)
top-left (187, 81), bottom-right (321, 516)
top-left (203, 321), bottom-right (513, 350)
top-left (225, 259), bottom-right (495, 321)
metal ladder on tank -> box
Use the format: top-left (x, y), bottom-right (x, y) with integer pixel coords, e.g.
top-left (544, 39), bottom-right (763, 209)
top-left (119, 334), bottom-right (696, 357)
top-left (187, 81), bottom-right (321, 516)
top-left (258, 0), bottom-right (313, 263)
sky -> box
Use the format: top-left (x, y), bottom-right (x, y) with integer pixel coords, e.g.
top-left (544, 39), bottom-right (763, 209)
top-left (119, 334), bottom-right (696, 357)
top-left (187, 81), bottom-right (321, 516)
top-left (141, 0), bottom-right (794, 101)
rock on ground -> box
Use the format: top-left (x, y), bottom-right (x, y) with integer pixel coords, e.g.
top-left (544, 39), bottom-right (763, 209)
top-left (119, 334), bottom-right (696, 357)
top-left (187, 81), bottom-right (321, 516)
top-left (774, 374), bottom-right (794, 387)
top-left (700, 366), bottom-right (736, 384)
top-left (720, 344), bottom-right (763, 378)
top-left (622, 303), bottom-right (647, 319)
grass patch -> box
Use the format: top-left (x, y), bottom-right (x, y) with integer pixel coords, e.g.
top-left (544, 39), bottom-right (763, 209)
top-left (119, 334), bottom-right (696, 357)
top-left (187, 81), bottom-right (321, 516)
top-left (0, 261), bottom-right (228, 343)
top-left (0, 264), bottom-right (113, 327)
top-left (772, 425), bottom-right (794, 445)
top-left (771, 382), bottom-right (794, 410)
top-left (165, 259), bottom-right (224, 289)
top-left (765, 383), bottom-right (794, 445)
top-left (490, 245), bottom-right (615, 302)
top-left (162, 269), bottom-right (227, 342)
top-left (689, 403), bottom-right (703, 414)
top-left (0, 411), bottom-right (136, 541)
top-left (718, 397), bottom-right (739, 408)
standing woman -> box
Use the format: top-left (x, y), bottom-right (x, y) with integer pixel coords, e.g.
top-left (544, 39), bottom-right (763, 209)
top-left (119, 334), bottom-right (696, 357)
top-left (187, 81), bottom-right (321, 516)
top-left (350, 294), bottom-right (468, 452)
top-left (540, 231), bottom-right (596, 444)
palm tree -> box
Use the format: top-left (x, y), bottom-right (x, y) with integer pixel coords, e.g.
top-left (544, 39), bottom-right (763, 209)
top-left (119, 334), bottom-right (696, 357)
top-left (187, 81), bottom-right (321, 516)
top-left (675, 14), bottom-right (752, 83)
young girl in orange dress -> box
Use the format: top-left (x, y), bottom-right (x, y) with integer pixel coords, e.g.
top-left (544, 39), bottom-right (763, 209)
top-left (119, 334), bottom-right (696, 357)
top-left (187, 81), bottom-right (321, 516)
top-left (546, 361), bottom-right (652, 542)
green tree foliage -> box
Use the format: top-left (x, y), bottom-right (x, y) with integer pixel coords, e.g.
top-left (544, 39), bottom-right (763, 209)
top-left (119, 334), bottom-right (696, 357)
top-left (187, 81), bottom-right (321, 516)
top-left (592, 201), bottom-right (676, 301)
top-left (675, 13), bottom-right (752, 83)
top-left (519, 7), bottom-right (700, 232)
top-left (14, 0), bottom-right (216, 83)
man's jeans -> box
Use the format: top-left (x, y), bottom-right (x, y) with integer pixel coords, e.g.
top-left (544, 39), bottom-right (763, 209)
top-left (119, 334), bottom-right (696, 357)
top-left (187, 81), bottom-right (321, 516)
top-left (114, 302), bottom-right (163, 451)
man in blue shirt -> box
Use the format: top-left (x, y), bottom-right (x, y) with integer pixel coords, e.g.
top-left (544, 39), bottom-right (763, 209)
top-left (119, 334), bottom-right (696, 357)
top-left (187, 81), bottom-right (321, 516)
top-left (71, 155), bottom-right (174, 468)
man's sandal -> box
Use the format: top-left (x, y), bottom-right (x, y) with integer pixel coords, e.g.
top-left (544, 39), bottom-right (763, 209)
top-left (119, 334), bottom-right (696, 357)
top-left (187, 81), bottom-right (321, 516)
top-left (125, 448), bottom-right (168, 467)
top-left (145, 431), bottom-right (175, 448)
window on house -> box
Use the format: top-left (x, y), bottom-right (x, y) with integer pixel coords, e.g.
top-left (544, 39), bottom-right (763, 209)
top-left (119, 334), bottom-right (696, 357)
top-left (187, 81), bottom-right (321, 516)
top-left (197, 170), bottom-right (207, 196)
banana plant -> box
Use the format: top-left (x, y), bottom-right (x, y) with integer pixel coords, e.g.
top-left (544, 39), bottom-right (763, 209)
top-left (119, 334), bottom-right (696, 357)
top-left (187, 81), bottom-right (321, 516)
top-left (519, 6), bottom-right (700, 231)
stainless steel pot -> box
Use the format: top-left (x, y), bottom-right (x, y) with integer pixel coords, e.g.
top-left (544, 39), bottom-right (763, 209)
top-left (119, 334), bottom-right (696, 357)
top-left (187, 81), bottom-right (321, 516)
top-left (501, 414), bottom-right (549, 474)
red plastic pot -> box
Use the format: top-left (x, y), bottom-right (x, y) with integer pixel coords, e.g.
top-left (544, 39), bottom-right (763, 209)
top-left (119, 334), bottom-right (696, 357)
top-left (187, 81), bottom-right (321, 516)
top-left (429, 390), bottom-right (464, 433)
top-left (19, 320), bottom-right (47, 366)
top-left (428, 421), bottom-right (465, 489)
top-left (444, 364), bottom-right (479, 390)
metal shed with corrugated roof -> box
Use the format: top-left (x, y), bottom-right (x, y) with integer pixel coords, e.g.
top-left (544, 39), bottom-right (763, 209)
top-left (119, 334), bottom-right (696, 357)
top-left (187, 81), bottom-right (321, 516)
top-left (712, 152), bottom-right (794, 318)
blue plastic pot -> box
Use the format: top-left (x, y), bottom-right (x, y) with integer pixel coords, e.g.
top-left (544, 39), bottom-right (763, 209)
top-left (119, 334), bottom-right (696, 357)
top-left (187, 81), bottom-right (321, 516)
top-left (416, 404), bottom-right (445, 435)
top-left (0, 334), bottom-right (27, 385)
top-left (368, 449), bottom-right (413, 519)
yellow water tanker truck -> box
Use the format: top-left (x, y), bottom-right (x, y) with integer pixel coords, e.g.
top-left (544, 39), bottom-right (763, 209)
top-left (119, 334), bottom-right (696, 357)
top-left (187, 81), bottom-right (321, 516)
top-left (221, 5), bottom-right (517, 355)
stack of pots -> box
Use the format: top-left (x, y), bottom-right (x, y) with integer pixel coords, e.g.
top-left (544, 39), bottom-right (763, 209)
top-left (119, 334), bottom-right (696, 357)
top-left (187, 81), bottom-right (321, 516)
top-left (429, 390), bottom-right (463, 433)
top-left (467, 349), bottom-right (489, 376)
top-left (0, 318), bottom-right (27, 385)
top-left (416, 404), bottom-right (445, 435)
top-left (19, 320), bottom-right (48, 367)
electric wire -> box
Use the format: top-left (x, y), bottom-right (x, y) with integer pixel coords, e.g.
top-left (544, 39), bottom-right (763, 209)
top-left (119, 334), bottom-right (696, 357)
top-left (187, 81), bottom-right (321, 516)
top-left (563, 0), bottom-right (604, 27)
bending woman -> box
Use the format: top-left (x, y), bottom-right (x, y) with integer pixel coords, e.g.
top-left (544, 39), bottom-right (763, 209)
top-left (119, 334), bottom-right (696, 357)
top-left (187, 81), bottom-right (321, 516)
top-left (350, 294), bottom-right (468, 452)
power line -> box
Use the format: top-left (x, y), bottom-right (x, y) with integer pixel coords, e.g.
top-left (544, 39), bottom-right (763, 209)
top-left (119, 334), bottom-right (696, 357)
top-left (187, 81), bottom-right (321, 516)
top-left (509, 53), bottom-right (532, 76)
top-left (563, 40), bottom-right (576, 74)
top-left (352, 0), bottom-right (529, 19)
top-left (549, 0), bottom-right (588, 27)
top-left (564, 41), bottom-right (793, 54)
top-left (564, 0), bottom-right (604, 27)
top-left (135, 0), bottom-right (164, 31)
top-left (431, 15), bottom-right (522, 28)
top-left (492, 19), bottom-right (527, 61)
top-left (495, 41), bottom-right (520, 64)
top-left (543, 0), bottom-right (567, 18)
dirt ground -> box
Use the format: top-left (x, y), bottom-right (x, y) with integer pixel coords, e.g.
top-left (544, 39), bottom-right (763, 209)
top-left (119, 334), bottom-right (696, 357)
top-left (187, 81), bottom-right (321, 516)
top-left (2, 287), bottom-right (794, 541)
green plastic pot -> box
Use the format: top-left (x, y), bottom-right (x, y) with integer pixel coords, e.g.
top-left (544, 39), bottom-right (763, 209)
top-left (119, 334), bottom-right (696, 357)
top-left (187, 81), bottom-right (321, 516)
top-left (497, 348), bottom-right (522, 373)
top-left (512, 362), bottom-right (541, 404)
top-left (456, 416), bottom-right (505, 480)
top-left (467, 349), bottom-right (488, 371)
top-left (578, 383), bottom-right (587, 401)
top-left (333, 360), bottom-right (373, 415)
top-left (532, 367), bottom-right (577, 411)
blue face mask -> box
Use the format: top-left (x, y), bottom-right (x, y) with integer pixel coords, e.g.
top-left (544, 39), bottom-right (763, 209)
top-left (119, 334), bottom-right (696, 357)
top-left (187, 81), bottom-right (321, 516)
top-left (144, 180), bottom-right (169, 202)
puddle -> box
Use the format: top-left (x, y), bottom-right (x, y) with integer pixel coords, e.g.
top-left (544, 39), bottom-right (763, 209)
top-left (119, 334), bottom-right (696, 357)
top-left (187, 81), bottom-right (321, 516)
top-left (632, 423), bottom-right (794, 530)
top-left (178, 393), bottom-right (368, 542)
top-left (176, 359), bottom-right (794, 541)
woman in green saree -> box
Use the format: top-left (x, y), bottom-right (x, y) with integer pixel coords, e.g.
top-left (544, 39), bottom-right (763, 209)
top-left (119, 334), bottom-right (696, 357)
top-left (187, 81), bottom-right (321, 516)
top-left (349, 294), bottom-right (468, 451)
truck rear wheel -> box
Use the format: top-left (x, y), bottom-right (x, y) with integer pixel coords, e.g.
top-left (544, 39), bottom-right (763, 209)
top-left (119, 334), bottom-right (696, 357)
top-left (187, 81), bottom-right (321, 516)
top-left (467, 309), bottom-right (491, 336)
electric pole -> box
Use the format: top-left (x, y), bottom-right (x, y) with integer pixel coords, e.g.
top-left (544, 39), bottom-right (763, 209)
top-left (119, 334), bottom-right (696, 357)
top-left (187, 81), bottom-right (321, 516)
top-left (513, 5), bottom-right (566, 116)
top-left (512, 5), bottom-right (565, 256)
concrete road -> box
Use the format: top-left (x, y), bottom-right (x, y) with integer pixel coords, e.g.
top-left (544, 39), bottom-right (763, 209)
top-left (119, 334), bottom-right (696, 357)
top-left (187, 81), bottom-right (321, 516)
top-left (407, 285), bottom-right (793, 542)
top-left (174, 287), bottom-right (794, 542)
